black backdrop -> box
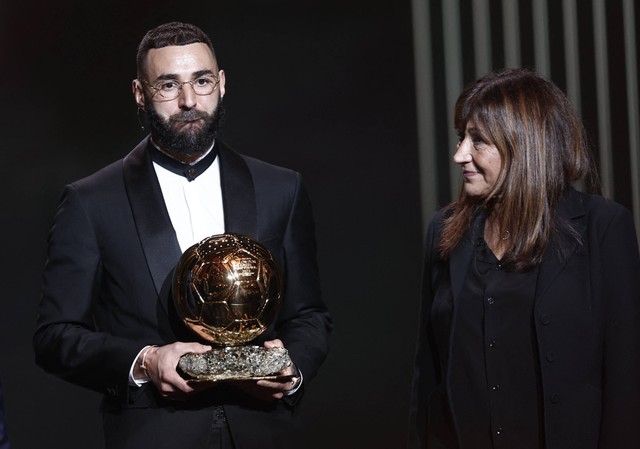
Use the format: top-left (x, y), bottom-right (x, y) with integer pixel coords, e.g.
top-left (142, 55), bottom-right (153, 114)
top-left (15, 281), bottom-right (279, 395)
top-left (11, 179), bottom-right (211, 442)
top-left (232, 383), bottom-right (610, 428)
top-left (0, 1), bottom-right (422, 448)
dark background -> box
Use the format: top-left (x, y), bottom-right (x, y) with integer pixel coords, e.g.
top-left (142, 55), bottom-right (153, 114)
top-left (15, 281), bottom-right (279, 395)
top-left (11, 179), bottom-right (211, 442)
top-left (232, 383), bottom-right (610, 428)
top-left (0, 1), bottom-right (422, 448)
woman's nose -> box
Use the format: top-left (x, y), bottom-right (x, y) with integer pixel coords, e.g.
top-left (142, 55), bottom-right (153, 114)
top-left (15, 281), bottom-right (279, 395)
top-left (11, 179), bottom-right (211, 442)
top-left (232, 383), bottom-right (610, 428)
top-left (453, 139), bottom-right (472, 164)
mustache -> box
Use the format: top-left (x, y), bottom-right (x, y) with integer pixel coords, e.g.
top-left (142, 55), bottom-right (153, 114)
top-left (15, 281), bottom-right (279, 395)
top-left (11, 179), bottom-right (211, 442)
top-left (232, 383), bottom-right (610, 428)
top-left (169, 109), bottom-right (209, 124)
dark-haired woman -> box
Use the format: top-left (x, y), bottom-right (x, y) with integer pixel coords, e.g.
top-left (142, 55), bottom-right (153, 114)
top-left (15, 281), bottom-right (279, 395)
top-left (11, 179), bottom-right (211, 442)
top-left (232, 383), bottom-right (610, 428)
top-left (409, 68), bottom-right (640, 449)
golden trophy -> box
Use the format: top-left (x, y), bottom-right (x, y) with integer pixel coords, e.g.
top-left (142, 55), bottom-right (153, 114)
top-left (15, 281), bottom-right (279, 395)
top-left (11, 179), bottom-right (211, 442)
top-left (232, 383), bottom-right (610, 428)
top-left (173, 233), bottom-right (291, 382)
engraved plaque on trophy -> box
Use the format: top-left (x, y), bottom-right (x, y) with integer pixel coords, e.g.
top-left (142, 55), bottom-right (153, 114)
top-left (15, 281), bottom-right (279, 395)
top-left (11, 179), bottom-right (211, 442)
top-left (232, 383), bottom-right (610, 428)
top-left (173, 233), bottom-right (292, 382)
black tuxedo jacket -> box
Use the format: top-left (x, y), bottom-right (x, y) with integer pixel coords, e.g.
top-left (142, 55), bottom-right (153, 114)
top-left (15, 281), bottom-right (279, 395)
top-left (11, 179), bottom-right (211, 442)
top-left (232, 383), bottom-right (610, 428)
top-left (34, 137), bottom-right (332, 449)
top-left (409, 188), bottom-right (640, 449)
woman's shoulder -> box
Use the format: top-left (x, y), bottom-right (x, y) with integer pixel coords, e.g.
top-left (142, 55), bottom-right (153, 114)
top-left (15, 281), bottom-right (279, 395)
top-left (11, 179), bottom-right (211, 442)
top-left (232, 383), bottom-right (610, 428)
top-left (565, 188), bottom-right (636, 237)
top-left (428, 204), bottom-right (455, 226)
top-left (425, 206), bottom-right (450, 239)
top-left (568, 188), bottom-right (631, 219)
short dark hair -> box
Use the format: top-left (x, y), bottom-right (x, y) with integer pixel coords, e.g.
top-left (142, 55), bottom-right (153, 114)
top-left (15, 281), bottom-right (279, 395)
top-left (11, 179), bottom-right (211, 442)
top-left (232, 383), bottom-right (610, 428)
top-left (136, 22), bottom-right (216, 78)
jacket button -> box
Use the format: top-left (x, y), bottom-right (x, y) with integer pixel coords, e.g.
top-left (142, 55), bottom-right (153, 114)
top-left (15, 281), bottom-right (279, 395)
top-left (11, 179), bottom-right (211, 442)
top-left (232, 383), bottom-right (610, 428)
top-left (550, 393), bottom-right (560, 404)
top-left (540, 314), bottom-right (551, 325)
top-left (546, 351), bottom-right (555, 362)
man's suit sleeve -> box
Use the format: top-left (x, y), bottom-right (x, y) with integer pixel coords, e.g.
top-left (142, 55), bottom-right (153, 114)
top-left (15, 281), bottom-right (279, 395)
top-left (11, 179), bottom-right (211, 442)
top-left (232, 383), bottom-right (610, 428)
top-left (408, 212), bottom-right (441, 449)
top-left (273, 173), bottom-right (332, 385)
top-left (33, 184), bottom-right (142, 395)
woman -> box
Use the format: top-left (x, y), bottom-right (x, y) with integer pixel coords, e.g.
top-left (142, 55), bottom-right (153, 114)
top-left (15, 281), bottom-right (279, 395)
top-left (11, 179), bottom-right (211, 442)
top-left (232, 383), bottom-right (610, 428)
top-left (409, 68), bottom-right (640, 449)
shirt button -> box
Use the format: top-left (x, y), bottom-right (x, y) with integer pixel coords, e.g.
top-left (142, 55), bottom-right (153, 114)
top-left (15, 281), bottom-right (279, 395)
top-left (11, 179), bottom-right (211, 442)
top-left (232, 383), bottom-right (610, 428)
top-left (550, 393), bottom-right (560, 404)
top-left (496, 427), bottom-right (503, 436)
top-left (540, 314), bottom-right (551, 325)
top-left (546, 351), bottom-right (556, 362)
top-left (491, 384), bottom-right (500, 391)
top-left (489, 339), bottom-right (496, 347)
top-left (487, 297), bottom-right (495, 305)
top-left (496, 263), bottom-right (502, 270)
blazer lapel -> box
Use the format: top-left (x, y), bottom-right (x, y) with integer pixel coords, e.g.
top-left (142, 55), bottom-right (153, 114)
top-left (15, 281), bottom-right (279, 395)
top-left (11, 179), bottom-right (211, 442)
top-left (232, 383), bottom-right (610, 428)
top-left (535, 188), bottom-right (588, 299)
top-left (123, 137), bottom-right (182, 313)
top-left (217, 141), bottom-right (258, 240)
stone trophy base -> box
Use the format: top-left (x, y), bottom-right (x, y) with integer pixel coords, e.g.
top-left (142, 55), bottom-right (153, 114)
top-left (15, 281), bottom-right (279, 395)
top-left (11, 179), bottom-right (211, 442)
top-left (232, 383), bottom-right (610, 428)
top-left (178, 345), bottom-right (292, 382)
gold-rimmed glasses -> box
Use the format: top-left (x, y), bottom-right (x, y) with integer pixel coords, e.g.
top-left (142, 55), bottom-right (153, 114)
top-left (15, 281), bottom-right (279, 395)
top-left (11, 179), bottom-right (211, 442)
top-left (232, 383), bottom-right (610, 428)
top-left (140, 74), bottom-right (220, 101)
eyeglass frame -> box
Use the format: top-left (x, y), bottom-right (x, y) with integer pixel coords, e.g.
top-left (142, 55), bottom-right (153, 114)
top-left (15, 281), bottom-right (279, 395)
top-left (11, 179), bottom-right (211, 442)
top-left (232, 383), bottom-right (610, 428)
top-left (139, 73), bottom-right (221, 102)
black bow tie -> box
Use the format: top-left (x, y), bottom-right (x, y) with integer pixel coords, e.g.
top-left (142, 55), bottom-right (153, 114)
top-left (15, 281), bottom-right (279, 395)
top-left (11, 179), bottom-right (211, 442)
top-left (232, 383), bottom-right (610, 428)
top-left (149, 145), bottom-right (218, 181)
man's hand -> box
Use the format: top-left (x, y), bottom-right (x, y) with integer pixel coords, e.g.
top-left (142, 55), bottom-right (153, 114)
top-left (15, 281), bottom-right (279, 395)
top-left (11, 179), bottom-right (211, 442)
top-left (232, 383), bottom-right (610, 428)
top-left (138, 342), bottom-right (211, 401)
top-left (232, 339), bottom-right (300, 401)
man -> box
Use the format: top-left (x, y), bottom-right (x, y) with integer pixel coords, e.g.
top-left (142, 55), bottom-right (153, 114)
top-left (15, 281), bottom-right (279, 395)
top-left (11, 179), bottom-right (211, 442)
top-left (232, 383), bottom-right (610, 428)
top-left (34, 22), bottom-right (332, 449)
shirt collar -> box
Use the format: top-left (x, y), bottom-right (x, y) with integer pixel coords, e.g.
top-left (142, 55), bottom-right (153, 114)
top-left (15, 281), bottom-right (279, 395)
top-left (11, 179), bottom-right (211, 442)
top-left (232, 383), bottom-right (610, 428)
top-left (149, 140), bottom-right (218, 181)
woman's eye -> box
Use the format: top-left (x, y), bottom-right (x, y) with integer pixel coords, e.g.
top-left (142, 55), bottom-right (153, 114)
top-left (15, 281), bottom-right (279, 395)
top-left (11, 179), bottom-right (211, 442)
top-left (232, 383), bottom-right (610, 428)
top-left (470, 133), bottom-right (487, 146)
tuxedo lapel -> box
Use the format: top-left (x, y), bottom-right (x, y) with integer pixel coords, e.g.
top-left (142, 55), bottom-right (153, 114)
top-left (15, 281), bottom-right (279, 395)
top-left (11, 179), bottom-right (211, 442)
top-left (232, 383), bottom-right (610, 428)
top-left (217, 141), bottom-right (258, 240)
top-left (123, 137), bottom-right (182, 313)
top-left (536, 189), bottom-right (588, 299)
top-left (121, 139), bottom-right (258, 313)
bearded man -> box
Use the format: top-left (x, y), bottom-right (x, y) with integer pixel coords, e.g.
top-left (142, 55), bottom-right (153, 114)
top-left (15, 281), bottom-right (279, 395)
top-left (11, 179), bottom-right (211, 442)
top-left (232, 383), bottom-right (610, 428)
top-left (34, 22), bottom-right (331, 449)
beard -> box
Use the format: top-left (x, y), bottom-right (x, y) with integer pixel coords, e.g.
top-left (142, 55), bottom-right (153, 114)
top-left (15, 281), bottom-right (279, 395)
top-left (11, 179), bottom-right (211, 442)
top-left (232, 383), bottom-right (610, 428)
top-left (145, 98), bottom-right (226, 158)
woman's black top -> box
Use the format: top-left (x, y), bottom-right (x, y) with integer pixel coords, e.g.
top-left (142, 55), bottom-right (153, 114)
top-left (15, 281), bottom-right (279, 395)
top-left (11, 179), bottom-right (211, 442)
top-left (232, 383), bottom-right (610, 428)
top-left (445, 216), bottom-right (543, 449)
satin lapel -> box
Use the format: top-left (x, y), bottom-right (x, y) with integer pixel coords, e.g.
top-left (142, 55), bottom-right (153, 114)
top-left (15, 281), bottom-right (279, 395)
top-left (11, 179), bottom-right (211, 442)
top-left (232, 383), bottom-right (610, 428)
top-left (218, 141), bottom-right (258, 240)
top-left (123, 137), bottom-right (182, 313)
top-left (535, 189), bottom-right (588, 299)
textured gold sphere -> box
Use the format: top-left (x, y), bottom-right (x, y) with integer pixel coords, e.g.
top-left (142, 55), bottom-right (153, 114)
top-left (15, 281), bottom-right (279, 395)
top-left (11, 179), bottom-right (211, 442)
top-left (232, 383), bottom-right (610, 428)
top-left (173, 233), bottom-right (283, 346)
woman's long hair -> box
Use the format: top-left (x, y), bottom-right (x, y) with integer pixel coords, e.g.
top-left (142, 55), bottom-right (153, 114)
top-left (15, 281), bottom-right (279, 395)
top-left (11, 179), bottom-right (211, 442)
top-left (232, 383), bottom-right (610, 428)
top-left (439, 68), bottom-right (598, 271)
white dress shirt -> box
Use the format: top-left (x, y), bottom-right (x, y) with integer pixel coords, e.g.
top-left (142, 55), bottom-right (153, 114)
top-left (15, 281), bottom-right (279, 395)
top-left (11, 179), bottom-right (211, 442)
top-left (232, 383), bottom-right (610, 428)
top-left (153, 151), bottom-right (225, 252)
top-left (129, 144), bottom-right (223, 386)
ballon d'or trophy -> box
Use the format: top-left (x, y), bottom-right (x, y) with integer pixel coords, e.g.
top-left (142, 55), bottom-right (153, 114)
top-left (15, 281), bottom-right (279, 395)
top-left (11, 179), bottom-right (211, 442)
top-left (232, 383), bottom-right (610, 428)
top-left (173, 233), bottom-right (292, 382)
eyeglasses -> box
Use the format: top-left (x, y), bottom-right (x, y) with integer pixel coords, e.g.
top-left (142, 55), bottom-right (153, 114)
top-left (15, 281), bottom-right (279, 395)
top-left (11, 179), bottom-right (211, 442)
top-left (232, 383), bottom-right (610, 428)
top-left (141, 75), bottom-right (220, 101)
